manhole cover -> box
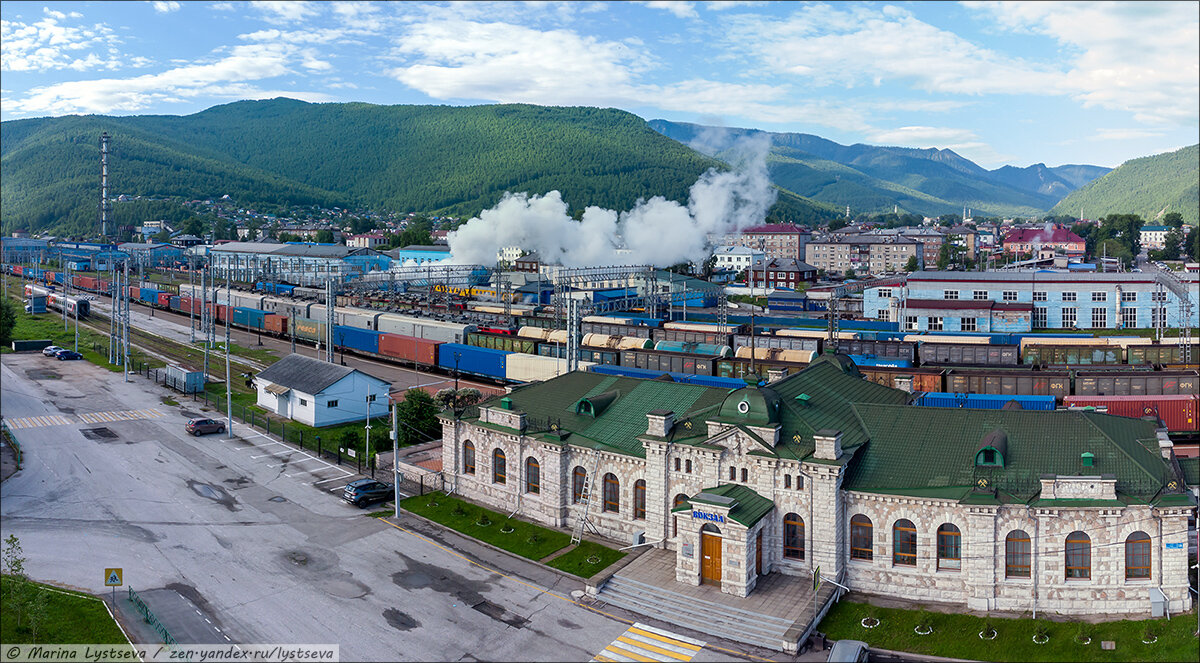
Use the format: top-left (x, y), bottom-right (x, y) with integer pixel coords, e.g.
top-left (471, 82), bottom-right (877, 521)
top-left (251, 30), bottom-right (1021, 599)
top-left (269, 496), bottom-right (287, 503)
top-left (80, 427), bottom-right (118, 440)
top-left (288, 552), bottom-right (308, 566)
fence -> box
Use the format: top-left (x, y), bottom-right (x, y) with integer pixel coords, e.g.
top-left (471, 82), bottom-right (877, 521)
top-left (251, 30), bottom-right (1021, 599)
top-left (0, 418), bottom-right (21, 469)
top-left (128, 587), bottom-right (178, 649)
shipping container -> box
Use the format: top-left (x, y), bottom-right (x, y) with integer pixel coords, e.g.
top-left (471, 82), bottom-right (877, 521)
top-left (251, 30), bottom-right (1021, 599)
top-left (1064, 394), bottom-right (1199, 432)
top-left (919, 343), bottom-right (1020, 366)
top-left (169, 296), bottom-right (181, 311)
top-left (292, 317), bottom-right (327, 342)
top-left (733, 334), bottom-right (821, 353)
top-left (1073, 370), bottom-right (1198, 397)
top-left (850, 355), bottom-right (912, 368)
top-left (378, 333), bottom-right (440, 366)
top-left (10, 339), bottom-right (52, 352)
top-left (264, 313), bottom-right (288, 336)
top-left (835, 339), bottom-right (917, 362)
top-left (139, 287), bottom-right (161, 304)
top-left (232, 306), bottom-right (267, 330)
top-left (438, 343), bottom-right (509, 380)
top-left (1128, 344), bottom-right (1200, 366)
top-left (467, 332), bottom-right (537, 354)
top-left (913, 392), bottom-right (1057, 411)
top-left (505, 354), bottom-right (597, 383)
top-left (374, 312), bottom-right (473, 344)
top-left (619, 349), bottom-right (718, 375)
top-left (162, 365), bottom-right (206, 394)
top-left (651, 327), bottom-right (733, 346)
top-left (334, 325), bottom-right (382, 355)
top-left (944, 368), bottom-right (1070, 399)
top-left (157, 292), bottom-right (172, 308)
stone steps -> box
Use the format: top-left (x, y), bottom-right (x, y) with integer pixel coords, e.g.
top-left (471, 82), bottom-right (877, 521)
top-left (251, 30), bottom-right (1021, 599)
top-left (596, 575), bottom-right (799, 651)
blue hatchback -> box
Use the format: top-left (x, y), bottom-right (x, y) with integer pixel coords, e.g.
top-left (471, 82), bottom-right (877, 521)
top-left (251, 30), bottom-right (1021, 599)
top-left (55, 350), bottom-right (83, 361)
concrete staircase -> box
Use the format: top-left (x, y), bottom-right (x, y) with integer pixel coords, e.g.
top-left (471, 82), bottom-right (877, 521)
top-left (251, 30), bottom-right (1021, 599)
top-left (596, 574), bottom-right (800, 651)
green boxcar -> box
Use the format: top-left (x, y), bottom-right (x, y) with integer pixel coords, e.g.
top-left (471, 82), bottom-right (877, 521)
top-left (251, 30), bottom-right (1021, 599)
top-left (292, 317), bottom-right (326, 342)
top-left (467, 332), bottom-right (536, 354)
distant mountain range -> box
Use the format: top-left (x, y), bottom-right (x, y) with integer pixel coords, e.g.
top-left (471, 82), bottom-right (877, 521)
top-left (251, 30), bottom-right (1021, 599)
top-left (1050, 144), bottom-right (1199, 226)
top-left (0, 99), bottom-right (835, 236)
top-left (649, 120), bottom-right (1111, 218)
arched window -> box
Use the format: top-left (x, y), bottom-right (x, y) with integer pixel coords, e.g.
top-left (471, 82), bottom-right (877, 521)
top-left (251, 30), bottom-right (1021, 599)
top-left (850, 515), bottom-right (873, 561)
top-left (525, 457), bottom-right (540, 494)
top-left (784, 513), bottom-right (805, 560)
top-left (893, 519), bottom-right (917, 566)
top-left (937, 523), bottom-right (961, 570)
top-left (492, 449), bottom-right (506, 484)
top-left (1125, 531), bottom-right (1151, 580)
top-left (1065, 531), bottom-right (1091, 579)
top-left (672, 493), bottom-right (689, 537)
top-left (1005, 530), bottom-right (1031, 578)
top-left (673, 493), bottom-right (689, 508)
top-left (633, 480), bottom-right (646, 520)
top-left (685, 459), bottom-right (692, 473)
top-left (729, 466), bottom-right (736, 481)
top-left (674, 457), bottom-right (681, 471)
top-left (571, 467), bottom-right (586, 503)
top-left (462, 441), bottom-right (475, 475)
top-left (603, 473), bottom-right (619, 513)
top-left (741, 468), bottom-right (748, 483)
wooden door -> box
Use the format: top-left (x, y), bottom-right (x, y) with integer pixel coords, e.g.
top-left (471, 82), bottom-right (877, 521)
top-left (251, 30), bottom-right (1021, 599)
top-left (756, 530), bottom-right (762, 575)
top-left (701, 532), bottom-right (722, 584)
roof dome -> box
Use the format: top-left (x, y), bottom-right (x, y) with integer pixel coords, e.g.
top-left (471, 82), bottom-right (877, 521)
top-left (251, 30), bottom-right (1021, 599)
top-left (718, 385), bottom-right (783, 426)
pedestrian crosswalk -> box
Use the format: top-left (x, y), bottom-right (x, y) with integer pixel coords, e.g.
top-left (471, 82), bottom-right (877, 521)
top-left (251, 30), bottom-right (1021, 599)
top-left (77, 408), bottom-right (165, 424)
top-left (592, 623), bottom-right (704, 663)
top-left (5, 408), bottom-right (165, 429)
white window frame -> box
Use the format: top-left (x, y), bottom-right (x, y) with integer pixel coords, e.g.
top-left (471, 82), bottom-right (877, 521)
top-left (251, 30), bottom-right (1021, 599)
top-left (973, 290), bottom-right (988, 300)
top-left (1121, 308), bottom-right (1137, 328)
top-left (1091, 307), bottom-right (1107, 328)
top-left (1091, 291), bottom-right (1107, 302)
top-left (928, 316), bottom-right (944, 331)
top-left (1062, 291), bottom-right (1077, 302)
top-left (905, 315), bottom-right (919, 331)
top-left (1002, 290), bottom-right (1018, 302)
top-left (1121, 291), bottom-right (1136, 302)
top-left (943, 290), bottom-right (959, 300)
top-left (961, 317), bottom-right (977, 332)
top-left (1062, 307), bottom-right (1077, 327)
top-left (1033, 291), bottom-right (1047, 302)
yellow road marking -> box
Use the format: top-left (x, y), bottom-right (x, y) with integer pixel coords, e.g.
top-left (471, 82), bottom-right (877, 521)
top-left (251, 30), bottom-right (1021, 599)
top-left (616, 636), bottom-right (692, 661)
top-left (628, 626), bottom-right (702, 651)
top-left (604, 645), bottom-right (655, 662)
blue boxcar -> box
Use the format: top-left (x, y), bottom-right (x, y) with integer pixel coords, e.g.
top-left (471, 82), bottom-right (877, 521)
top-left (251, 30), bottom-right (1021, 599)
top-left (139, 287), bottom-right (161, 304)
top-left (233, 306), bottom-right (267, 330)
top-left (334, 325), bottom-right (382, 355)
top-left (913, 392), bottom-right (1056, 411)
top-left (588, 364), bottom-right (747, 389)
top-left (848, 354), bottom-right (912, 368)
top-left (437, 343), bottom-right (508, 380)
top-left (277, 285), bottom-right (296, 296)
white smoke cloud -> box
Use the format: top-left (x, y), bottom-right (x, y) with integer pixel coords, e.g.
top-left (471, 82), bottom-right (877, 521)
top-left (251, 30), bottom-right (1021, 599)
top-left (446, 132), bottom-right (775, 268)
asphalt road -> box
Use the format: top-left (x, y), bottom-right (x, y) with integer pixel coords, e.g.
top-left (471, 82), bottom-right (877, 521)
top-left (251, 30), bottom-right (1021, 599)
top-left (0, 353), bottom-right (654, 661)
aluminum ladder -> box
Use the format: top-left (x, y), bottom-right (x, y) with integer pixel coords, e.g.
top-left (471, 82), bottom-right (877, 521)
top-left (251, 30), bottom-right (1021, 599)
top-left (570, 453), bottom-right (602, 545)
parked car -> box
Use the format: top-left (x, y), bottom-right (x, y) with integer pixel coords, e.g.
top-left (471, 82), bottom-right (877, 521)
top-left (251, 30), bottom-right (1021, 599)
top-left (827, 640), bottom-right (869, 663)
top-left (42, 345), bottom-right (66, 357)
top-left (342, 479), bottom-right (395, 508)
top-left (54, 350), bottom-right (83, 361)
top-left (186, 418), bottom-right (226, 435)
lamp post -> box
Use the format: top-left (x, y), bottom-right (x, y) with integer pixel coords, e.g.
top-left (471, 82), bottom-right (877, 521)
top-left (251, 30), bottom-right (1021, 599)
top-left (365, 393), bottom-right (376, 479)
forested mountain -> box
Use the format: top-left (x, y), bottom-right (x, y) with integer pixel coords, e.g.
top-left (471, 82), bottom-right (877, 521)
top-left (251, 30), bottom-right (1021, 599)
top-left (1050, 144), bottom-right (1199, 226)
top-left (648, 120), bottom-right (1110, 218)
top-left (1, 99), bottom-right (837, 236)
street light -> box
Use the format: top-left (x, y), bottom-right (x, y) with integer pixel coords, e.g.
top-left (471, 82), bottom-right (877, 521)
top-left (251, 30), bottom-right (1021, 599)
top-left (365, 393), bottom-right (376, 479)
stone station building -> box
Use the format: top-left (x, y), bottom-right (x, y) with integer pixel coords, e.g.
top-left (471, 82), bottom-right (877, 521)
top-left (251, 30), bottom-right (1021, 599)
top-left (440, 355), bottom-right (1195, 616)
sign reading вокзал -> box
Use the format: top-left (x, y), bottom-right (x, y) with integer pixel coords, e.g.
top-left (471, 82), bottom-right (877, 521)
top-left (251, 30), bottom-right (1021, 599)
top-left (1, 645), bottom-right (339, 663)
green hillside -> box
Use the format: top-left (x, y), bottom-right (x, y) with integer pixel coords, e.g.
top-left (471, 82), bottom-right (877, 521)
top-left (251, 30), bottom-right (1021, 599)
top-left (1, 99), bottom-right (836, 236)
top-left (649, 119), bottom-right (1108, 218)
top-left (1050, 144), bottom-right (1199, 225)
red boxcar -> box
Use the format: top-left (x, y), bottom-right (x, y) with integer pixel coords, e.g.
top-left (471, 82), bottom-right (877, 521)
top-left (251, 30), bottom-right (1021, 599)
top-left (97, 279), bottom-right (111, 293)
top-left (264, 313), bottom-right (287, 336)
top-left (378, 332), bottom-right (440, 366)
top-left (75, 276), bottom-right (98, 291)
top-left (178, 296), bottom-right (201, 314)
top-left (1064, 394), bottom-right (1199, 432)
top-left (13, 266), bottom-right (23, 276)
top-left (157, 292), bottom-right (172, 307)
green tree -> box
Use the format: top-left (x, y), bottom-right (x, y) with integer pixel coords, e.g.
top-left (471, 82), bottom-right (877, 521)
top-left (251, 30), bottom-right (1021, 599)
top-left (1149, 228), bottom-right (1185, 261)
top-left (1161, 212), bottom-right (1184, 229)
top-left (844, 268), bottom-right (857, 279)
top-left (1097, 238), bottom-right (1133, 267)
top-left (1095, 214), bottom-right (1145, 257)
top-left (315, 229), bottom-right (334, 244)
top-left (0, 299), bottom-right (16, 347)
top-left (1185, 226), bottom-right (1199, 262)
top-left (827, 218), bottom-right (849, 232)
top-left (904, 255), bottom-right (920, 272)
top-left (938, 213), bottom-right (962, 226)
top-left (394, 389), bottom-right (441, 445)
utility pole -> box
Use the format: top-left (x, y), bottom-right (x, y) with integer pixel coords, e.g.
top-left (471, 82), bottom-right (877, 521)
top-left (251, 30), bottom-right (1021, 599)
top-left (202, 266), bottom-right (210, 380)
top-left (392, 399), bottom-right (400, 517)
top-left (365, 394), bottom-right (374, 479)
top-left (225, 274), bottom-right (233, 439)
top-left (123, 259), bottom-right (130, 382)
top-left (189, 256), bottom-right (195, 342)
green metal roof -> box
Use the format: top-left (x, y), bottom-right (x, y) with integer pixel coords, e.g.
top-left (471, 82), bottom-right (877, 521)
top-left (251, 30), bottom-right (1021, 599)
top-left (1181, 457), bottom-right (1199, 487)
top-left (469, 371), bottom-right (730, 458)
top-left (672, 484), bottom-right (775, 528)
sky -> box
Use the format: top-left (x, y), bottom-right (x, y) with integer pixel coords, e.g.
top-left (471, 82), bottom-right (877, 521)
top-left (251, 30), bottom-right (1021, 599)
top-left (2, 1), bottom-right (1197, 169)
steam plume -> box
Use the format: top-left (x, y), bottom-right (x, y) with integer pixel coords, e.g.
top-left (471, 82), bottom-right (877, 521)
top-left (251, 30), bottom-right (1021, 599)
top-left (446, 133), bottom-right (775, 267)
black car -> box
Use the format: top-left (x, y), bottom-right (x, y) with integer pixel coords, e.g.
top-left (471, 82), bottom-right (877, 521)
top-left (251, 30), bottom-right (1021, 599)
top-left (342, 479), bottom-right (394, 508)
top-left (55, 350), bottom-right (83, 361)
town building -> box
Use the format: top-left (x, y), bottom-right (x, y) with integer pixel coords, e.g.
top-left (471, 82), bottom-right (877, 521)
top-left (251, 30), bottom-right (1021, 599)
top-left (348, 233), bottom-right (387, 249)
top-left (861, 271), bottom-right (1199, 330)
top-left (497, 246), bottom-right (526, 266)
top-left (253, 354), bottom-right (390, 427)
top-left (1140, 226), bottom-right (1173, 250)
top-left (442, 356), bottom-right (1194, 619)
top-left (1002, 226), bottom-right (1085, 258)
top-left (514, 252), bottom-right (541, 273)
top-left (712, 246), bottom-right (765, 274)
top-left (725, 224), bottom-right (811, 261)
top-left (805, 237), bottom-right (922, 276)
top-left (117, 242), bottom-right (185, 267)
top-left (386, 245), bottom-right (451, 266)
top-left (746, 258), bottom-right (818, 289)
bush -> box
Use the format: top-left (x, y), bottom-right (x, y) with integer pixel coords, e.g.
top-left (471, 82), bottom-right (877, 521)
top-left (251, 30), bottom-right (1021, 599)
top-left (916, 610), bottom-right (934, 632)
top-left (1074, 622), bottom-right (1093, 644)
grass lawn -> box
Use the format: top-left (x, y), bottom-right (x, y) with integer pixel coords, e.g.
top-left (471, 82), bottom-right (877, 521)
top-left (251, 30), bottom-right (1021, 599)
top-left (401, 492), bottom-right (572, 561)
top-left (192, 339), bottom-right (278, 365)
top-left (545, 541), bottom-right (627, 578)
top-left (0, 576), bottom-right (129, 645)
top-left (2, 307), bottom-right (152, 371)
top-left (818, 600), bottom-right (1199, 662)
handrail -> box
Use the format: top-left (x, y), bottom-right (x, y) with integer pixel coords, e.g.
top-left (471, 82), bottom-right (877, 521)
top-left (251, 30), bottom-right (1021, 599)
top-left (618, 538), bottom-right (664, 552)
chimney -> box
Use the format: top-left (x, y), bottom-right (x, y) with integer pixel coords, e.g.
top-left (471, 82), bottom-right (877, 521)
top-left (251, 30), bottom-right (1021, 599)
top-left (767, 368), bottom-right (788, 383)
top-left (1157, 429), bottom-right (1174, 460)
top-left (646, 410), bottom-right (675, 437)
top-left (814, 429), bottom-right (843, 461)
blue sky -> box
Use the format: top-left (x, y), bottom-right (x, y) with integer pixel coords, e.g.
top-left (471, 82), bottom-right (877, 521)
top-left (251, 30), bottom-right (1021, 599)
top-left (2, 1), bottom-right (1197, 169)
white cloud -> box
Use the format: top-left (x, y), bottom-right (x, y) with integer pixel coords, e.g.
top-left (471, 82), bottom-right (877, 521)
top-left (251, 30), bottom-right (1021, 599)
top-left (0, 10), bottom-right (141, 73)
top-left (868, 125), bottom-right (981, 147)
top-left (705, 1), bottom-right (766, 10)
top-left (251, 1), bottom-right (322, 24)
top-left (963, 1), bottom-right (1199, 126)
top-left (5, 43), bottom-right (333, 115)
top-left (150, 1), bottom-right (181, 13)
top-left (640, 1), bottom-right (698, 19)
top-left (1094, 128), bottom-right (1167, 141)
top-left (728, 4), bottom-right (1064, 95)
